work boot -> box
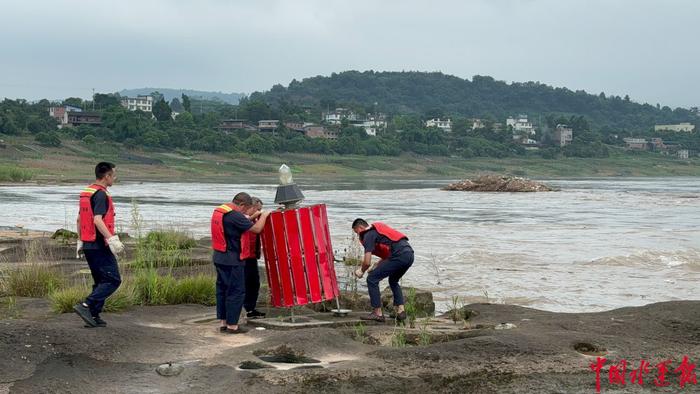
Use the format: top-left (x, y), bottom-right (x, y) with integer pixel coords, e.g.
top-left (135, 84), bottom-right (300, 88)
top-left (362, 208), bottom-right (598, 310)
top-left (73, 303), bottom-right (97, 327)
top-left (92, 316), bottom-right (107, 327)
top-left (246, 309), bottom-right (266, 319)
top-left (360, 312), bottom-right (386, 323)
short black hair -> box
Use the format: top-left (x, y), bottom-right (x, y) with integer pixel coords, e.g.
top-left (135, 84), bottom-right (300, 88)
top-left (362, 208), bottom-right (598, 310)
top-left (352, 218), bottom-right (368, 229)
top-left (233, 192), bottom-right (253, 206)
top-left (95, 162), bottom-right (115, 179)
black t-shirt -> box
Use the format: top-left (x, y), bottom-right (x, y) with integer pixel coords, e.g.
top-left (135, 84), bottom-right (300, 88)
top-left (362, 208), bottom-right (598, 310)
top-left (213, 211), bottom-right (253, 266)
top-left (361, 228), bottom-right (412, 259)
top-left (83, 190), bottom-right (109, 251)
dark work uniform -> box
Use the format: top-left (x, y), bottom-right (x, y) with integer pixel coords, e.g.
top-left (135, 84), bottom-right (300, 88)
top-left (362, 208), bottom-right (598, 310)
top-left (362, 228), bottom-right (414, 308)
top-left (82, 190), bottom-right (121, 317)
top-left (243, 232), bottom-right (262, 312)
top-left (213, 211), bottom-right (253, 325)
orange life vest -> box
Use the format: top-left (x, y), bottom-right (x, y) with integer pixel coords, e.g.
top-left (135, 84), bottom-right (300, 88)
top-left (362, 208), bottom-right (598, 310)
top-left (211, 203), bottom-right (245, 252)
top-left (79, 184), bottom-right (115, 244)
top-left (239, 218), bottom-right (259, 260)
top-left (360, 222), bottom-right (409, 260)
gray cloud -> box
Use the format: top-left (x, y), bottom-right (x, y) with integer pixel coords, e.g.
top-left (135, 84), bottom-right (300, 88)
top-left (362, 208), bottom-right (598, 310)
top-left (0, 0), bottom-right (697, 107)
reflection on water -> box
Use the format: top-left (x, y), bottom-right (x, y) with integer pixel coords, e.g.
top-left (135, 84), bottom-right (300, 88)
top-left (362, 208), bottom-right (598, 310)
top-left (1, 177), bottom-right (699, 312)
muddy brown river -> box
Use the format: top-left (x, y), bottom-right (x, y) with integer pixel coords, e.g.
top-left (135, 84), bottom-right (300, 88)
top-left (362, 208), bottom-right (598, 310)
top-left (1, 177), bottom-right (699, 312)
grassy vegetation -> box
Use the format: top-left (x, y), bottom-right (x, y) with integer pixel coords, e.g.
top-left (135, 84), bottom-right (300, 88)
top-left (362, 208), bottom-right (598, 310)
top-left (2, 135), bottom-right (700, 184)
top-left (417, 319), bottom-right (432, 346)
top-left (0, 165), bottom-right (33, 182)
top-left (404, 288), bottom-right (418, 328)
top-left (131, 230), bottom-right (198, 268)
top-left (3, 265), bottom-right (64, 297)
top-left (0, 297), bottom-right (20, 319)
top-left (133, 270), bottom-right (215, 306)
top-left (141, 230), bottom-right (197, 250)
top-left (353, 322), bottom-right (367, 344)
top-left (1, 228), bottom-right (215, 314)
top-left (49, 282), bottom-right (136, 313)
top-left (391, 328), bottom-right (407, 348)
top-left (48, 272), bottom-right (215, 312)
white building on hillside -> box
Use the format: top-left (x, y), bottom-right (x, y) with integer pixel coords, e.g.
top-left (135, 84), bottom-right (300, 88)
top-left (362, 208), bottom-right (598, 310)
top-left (654, 122), bottom-right (695, 132)
top-left (120, 95), bottom-right (153, 112)
top-left (507, 115), bottom-right (535, 136)
top-left (322, 108), bottom-right (362, 125)
top-left (356, 118), bottom-right (387, 136)
top-left (471, 118), bottom-right (485, 130)
top-left (425, 118), bottom-right (452, 132)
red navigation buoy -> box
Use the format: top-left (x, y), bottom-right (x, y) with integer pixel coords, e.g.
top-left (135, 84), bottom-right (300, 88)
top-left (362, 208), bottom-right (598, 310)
top-left (260, 165), bottom-right (340, 309)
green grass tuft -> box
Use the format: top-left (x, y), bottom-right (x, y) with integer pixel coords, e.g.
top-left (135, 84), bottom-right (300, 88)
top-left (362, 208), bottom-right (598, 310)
top-left (3, 265), bottom-right (65, 297)
top-left (49, 282), bottom-right (136, 313)
top-left (141, 230), bottom-right (197, 250)
top-left (0, 165), bottom-right (33, 182)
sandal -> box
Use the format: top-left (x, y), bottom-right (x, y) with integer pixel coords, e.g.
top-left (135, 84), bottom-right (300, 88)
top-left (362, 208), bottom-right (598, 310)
top-left (224, 327), bottom-right (249, 334)
top-left (360, 313), bottom-right (386, 323)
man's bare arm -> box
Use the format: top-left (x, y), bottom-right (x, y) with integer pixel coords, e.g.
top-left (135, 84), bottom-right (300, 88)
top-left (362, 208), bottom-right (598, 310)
top-left (93, 215), bottom-right (113, 238)
top-left (249, 211), bottom-right (271, 234)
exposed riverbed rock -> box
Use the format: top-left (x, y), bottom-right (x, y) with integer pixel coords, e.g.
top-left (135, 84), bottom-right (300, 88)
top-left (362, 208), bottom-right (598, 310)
top-left (442, 175), bottom-right (554, 192)
top-left (3, 300), bottom-right (699, 393)
top-left (309, 287), bottom-right (435, 316)
top-left (51, 228), bottom-right (78, 241)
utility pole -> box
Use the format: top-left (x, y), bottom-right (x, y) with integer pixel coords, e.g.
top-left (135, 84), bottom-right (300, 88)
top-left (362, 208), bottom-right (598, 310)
top-left (92, 88), bottom-right (95, 111)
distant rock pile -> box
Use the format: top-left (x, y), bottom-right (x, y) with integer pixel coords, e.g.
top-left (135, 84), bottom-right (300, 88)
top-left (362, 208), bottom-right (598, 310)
top-left (442, 175), bottom-right (554, 192)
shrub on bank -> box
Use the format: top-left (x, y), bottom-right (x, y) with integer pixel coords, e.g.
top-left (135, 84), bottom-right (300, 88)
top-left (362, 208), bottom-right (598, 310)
top-left (0, 165), bottom-right (33, 182)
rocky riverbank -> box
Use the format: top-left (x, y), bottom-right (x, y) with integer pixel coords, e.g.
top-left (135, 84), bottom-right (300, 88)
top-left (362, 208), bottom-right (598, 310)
top-left (0, 297), bottom-right (698, 393)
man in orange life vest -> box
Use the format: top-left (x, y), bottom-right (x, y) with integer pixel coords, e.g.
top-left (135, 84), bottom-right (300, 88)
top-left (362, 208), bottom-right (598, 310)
top-left (352, 218), bottom-right (414, 323)
top-left (73, 162), bottom-right (125, 328)
top-left (211, 192), bottom-right (270, 334)
top-left (241, 196), bottom-right (265, 319)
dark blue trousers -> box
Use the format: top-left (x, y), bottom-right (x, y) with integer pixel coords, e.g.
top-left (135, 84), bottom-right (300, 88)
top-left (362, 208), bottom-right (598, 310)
top-left (367, 250), bottom-right (414, 308)
top-left (215, 263), bottom-right (246, 325)
top-left (84, 248), bottom-right (122, 317)
top-left (243, 259), bottom-right (260, 312)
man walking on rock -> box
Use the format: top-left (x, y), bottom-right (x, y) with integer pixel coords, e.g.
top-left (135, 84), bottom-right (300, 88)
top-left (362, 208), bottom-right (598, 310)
top-left (74, 162), bottom-right (125, 328)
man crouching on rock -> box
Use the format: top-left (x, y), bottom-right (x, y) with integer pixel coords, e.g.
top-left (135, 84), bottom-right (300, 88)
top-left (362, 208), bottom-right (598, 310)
top-left (74, 162), bottom-right (125, 328)
top-left (211, 192), bottom-right (270, 334)
top-left (352, 218), bottom-right (414, 323)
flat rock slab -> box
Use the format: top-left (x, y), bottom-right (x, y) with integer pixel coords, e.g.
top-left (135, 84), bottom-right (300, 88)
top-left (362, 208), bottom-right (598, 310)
top-left (248, 313), bottom-right (368, 330)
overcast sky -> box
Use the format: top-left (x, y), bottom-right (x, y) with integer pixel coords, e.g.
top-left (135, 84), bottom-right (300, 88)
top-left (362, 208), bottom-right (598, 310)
top-left (0, 0), bottom-right (697, 107)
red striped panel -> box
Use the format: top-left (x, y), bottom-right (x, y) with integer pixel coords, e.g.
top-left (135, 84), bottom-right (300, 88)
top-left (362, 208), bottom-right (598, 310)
top-left (270, 211), bottom-right (295, 307)
top-left (260, 219), bottom-right (282, 307)
top-left (299, 207), bottom-right (323, 303)
top-left (283, 210), bottom-right (308, 305)
top-left (311, 204), bottom-right (335, 300)
top-left (319, 204), bottom-right (340, 297)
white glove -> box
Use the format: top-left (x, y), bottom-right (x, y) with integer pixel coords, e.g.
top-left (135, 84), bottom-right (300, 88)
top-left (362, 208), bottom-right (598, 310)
top-left (354, 268), bottom-right (364, 279)
top-left (76, 240), bottom-right (84, 259)
top-left (107, 235), bottom-right (125, 255)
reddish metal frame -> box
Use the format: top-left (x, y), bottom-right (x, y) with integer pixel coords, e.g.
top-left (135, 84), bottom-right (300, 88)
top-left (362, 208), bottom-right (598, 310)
top-left (260, 204), bottom-right (339, 308)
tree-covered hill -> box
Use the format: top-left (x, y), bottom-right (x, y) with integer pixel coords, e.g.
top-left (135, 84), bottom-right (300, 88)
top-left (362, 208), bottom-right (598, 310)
top-left (250, 71), bottom-right (697, 132)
